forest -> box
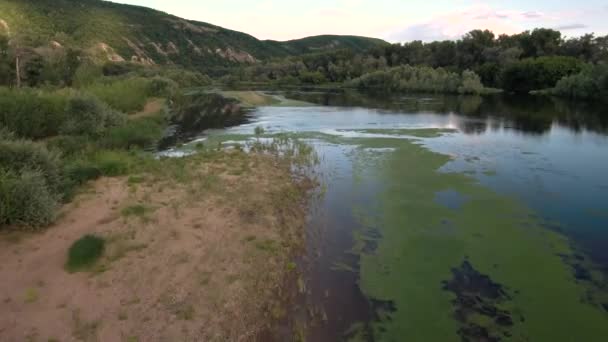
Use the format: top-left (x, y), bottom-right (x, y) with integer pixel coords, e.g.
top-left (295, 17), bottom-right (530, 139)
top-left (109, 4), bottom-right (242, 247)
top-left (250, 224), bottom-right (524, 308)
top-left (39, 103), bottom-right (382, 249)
top-left (224, 29), bottom-right (608, 98)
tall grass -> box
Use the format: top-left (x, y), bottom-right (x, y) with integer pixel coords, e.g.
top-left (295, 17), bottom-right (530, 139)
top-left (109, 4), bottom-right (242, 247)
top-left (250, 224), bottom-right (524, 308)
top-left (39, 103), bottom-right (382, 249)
top-left (84, 76), bottom-right (176, 113)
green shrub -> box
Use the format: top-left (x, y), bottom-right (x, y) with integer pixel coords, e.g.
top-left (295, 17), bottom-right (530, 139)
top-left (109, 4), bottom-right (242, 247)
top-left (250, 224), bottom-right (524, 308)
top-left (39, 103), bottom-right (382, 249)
top-left (46, 135), bottom-right (93, 157)
top-left (138, 68), bottom-right (212, 87)
top-left (101, 115), bottom-right (165, 150)
top-left (348, 65), bottom-right (485, 94)
top-left (66, 235), bottom-right (105, 272)
top-left (551, 64), bottom-right (608, 101)
top-left (0, 169), bottom-right (58, 228)
top-left (91, 150), bottom-right (133, 176)
top-left (64, 159), bottom-right (103, 186)
top-left (0, 128), bottom-right (14, 140)
top-left (102, 62), bottom-right (143, 76)
top-left (84, 77), bottom-right (151, 113)
top-left (0, 139), bottom-right (63, 193)
top-left (0, 87), bottom-right (68, 139)
top-left (61, 93), bottom-right (127, 136)
top-left (72, 63), bottom-right (103, 87)
top-left (148, 76), bottom-right (178, 97)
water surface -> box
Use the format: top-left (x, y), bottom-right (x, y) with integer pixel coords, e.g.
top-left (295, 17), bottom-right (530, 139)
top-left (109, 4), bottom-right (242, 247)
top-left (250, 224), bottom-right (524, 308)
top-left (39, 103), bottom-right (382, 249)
top-left (172, 91), bottom-right (608, 341)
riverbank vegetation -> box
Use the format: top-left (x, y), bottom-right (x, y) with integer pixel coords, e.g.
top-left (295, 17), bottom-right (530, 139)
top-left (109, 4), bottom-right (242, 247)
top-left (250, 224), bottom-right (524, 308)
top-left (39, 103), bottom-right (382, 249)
top-left (221, 28), bottom-right (607, 101)
top-left (0, 42), bottom-right (317, 342)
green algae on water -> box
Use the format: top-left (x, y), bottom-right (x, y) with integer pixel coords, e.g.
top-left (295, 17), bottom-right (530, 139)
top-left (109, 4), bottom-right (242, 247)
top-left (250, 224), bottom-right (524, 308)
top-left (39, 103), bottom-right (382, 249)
top-left (337, 133), bottom-right (608, 341)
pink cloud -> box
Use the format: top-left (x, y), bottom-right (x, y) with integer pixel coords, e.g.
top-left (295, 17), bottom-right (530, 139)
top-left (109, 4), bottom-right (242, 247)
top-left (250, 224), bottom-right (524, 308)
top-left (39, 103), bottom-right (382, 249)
top-left (387, 4), bottom-right (561, 42)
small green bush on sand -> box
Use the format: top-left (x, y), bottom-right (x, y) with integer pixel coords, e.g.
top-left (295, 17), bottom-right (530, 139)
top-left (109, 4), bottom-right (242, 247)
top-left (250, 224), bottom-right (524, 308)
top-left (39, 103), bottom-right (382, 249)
top-left (66, 235), bottom-right (105, 272)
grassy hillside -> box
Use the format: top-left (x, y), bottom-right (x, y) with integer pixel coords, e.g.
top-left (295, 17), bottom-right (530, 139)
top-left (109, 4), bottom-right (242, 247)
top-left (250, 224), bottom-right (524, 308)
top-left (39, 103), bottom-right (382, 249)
top-left (0, 0), bottom-right (387, 72)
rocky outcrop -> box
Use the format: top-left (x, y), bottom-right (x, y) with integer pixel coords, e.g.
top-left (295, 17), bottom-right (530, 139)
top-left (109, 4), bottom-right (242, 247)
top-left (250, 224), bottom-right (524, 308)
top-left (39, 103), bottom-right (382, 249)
top-left (186, 39), bottom-right (202, 55)
top-left (215, 48), bottom-right (257, 63)
top-left (149, 42), bottom-right (168, 56)
top-left (0, 19), bottom-right (9, 35)
top-left (122, 37), bottom-right (155, 65)
top-left (90, 43), bottom-right (125, 62)
top-left (166, 41), bottom-right (179, 54)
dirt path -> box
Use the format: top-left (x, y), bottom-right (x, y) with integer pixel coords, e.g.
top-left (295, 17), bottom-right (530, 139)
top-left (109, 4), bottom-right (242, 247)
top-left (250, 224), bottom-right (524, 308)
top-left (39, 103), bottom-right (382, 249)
top-left (0, 152), bottom-right (310, 342)
top-left (129, 98), bottom-right (165, 119)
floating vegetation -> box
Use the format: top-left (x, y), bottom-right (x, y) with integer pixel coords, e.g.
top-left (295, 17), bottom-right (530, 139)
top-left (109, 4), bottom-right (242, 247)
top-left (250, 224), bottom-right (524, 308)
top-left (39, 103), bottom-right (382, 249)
top-left (335, 132), bottom-right (608, 341)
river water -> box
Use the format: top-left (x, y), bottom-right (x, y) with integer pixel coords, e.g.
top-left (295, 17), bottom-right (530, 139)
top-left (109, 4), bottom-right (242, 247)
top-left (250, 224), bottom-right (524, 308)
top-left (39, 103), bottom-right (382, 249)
top-left (169, 91), bottom-right (608, 341)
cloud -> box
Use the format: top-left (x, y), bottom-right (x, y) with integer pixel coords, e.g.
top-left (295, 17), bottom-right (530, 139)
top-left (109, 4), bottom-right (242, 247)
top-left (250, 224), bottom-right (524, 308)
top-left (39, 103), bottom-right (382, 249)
top-left (388, 5), bottom-right (522, 42)
top-left (386, 4), bottom-right (562, 42)
top-left (554, 24), bottom-right (588, 31)
top-left (522, 11), bottom-right (543, 19)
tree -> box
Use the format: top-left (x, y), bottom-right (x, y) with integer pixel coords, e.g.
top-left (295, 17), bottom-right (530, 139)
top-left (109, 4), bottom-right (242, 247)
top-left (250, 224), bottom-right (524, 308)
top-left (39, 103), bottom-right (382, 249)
top-left (0, 35), bottom-right (13, 86)
top-left (458, 30), bottom-right (496, 69)
top-left (517, 28), bottom-right (562, 58)
top-left (501, 56), bottom-right (583, 93)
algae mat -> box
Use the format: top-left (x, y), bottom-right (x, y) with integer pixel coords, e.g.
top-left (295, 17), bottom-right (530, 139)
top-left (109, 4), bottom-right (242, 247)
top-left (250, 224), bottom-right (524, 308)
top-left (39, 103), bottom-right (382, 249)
top-left (326, 134), bottom-right (608, 341)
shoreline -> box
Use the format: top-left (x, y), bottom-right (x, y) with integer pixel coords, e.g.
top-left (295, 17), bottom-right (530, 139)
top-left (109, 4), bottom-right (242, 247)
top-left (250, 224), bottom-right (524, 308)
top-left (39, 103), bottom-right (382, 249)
top-left (0, 147), bottom-right (314, 341)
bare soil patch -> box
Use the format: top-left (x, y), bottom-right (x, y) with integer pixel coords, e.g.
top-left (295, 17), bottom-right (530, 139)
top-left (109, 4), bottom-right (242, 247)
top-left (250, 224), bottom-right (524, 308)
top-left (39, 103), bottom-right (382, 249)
top-left (129, 98), bottom-right (165, 119)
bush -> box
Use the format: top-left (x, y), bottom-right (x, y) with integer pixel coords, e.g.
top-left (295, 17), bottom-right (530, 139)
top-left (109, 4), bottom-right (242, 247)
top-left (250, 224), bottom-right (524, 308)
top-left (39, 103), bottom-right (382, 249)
top-left (46, 135), bottom-right (93, 157)
top-left (91, 150), bottom-right (134, 176)
top-left (101, 115), bottom-right (165, 150)
top-left (61, 93), bottom-right (127, 136)
top-left (500, 56), bottom-right (583, 93)
top-left (84, 77), bottom-right (152, 113)
top-left (551, 64), bottom-right (608, 102)
top-left (0, 169), bottom-right (59, 228)
top-left (0, 87), bottom-right (68, 139)
top-left (148, 76), bottom-right (178, 97)
top-left (348, 65), bottom-right (485, 94)
top-left (66, 235), bottom-right (105, 272)
top-left (63, 159), bottom-right (103, 186)
top-left (139, 68), bottom-right (212, 87)
top-left (0, 139), bottom-right (63, 193)
top-left (102, 62), bottom-right (143, 76)
top-left (72, 63), bottom-right (103, 87)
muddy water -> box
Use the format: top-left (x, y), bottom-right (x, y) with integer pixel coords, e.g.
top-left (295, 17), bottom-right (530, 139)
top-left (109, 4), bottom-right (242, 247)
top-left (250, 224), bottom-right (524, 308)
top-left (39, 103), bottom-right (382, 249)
top-left (167, 91), bottom-right (608, 341)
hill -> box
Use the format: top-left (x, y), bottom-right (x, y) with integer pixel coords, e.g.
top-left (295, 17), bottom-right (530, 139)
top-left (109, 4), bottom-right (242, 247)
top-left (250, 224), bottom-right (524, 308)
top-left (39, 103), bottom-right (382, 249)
top-left (0, 0), bottom-right (388, 72)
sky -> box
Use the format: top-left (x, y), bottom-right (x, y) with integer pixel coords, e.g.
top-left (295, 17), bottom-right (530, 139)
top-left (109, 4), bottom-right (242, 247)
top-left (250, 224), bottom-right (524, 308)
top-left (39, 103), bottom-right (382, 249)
top-left (111, 0), bottom-right (608, 42)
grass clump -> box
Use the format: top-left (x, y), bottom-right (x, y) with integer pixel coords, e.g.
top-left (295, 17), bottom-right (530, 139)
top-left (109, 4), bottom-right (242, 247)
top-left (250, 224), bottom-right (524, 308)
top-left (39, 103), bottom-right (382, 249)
top-left (24, 288), bottom-right (39, 303)
top-left (121, 204), bottom-right (154, 218)
top-left (66, 235), bottom-right (106, 272)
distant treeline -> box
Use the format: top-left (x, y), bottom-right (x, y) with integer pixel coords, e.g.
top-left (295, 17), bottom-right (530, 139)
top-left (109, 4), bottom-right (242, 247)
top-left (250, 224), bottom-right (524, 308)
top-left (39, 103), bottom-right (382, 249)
top-left (223, 28), bottom-right (608, 98)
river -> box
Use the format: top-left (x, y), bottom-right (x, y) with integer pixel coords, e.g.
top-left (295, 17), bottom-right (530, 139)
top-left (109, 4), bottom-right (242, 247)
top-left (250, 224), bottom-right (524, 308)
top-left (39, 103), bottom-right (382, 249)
top-left (165, 90), bottom-right (608, 341)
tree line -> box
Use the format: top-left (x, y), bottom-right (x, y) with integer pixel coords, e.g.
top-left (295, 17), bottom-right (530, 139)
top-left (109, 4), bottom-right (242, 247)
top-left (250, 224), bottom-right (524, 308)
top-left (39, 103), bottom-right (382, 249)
top-left (224, 28), bottom-right (608, 98)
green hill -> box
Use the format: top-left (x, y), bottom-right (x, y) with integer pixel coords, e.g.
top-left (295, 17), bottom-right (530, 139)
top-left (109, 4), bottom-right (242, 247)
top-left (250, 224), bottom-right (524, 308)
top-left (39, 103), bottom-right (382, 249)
top-left (0, 0), bottom-right (388, 72)
top-left (266, 35), bottom-right (389, 55)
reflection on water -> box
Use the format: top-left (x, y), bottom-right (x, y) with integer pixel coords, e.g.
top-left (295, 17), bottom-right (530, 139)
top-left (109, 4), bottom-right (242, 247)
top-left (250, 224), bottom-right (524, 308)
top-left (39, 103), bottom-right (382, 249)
top-left (284, 90), bottom-right (608, 135)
